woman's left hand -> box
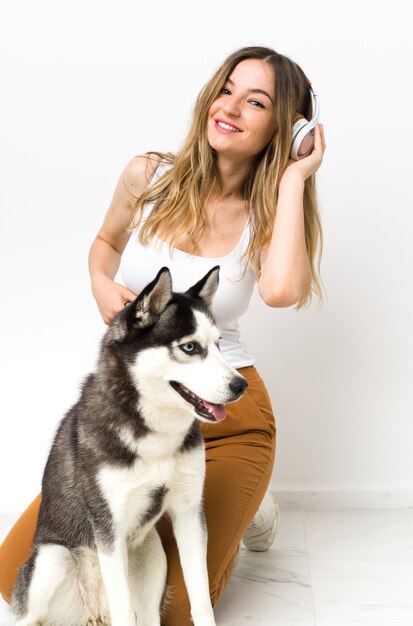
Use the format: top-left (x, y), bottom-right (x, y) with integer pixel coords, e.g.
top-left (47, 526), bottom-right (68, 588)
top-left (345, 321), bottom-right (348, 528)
top-left (281, 123), bottom-right (326, 184)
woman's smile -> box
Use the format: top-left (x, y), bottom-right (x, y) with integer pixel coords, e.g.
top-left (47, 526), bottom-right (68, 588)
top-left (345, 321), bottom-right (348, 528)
top-left (214, 119), bottom-right (243, 134)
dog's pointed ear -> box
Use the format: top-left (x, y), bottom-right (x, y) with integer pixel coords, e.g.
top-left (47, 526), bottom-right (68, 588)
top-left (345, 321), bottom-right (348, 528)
top-left (186, 265), bottom-right (220, 310)
top-left (132, 267), bottom-right (173, 328)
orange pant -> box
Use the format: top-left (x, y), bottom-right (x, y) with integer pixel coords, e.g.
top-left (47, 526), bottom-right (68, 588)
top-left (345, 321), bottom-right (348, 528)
top-left (0, 365), bottom-right (276, 626)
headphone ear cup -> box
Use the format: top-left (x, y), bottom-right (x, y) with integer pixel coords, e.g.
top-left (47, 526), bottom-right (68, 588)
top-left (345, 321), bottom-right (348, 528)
top-left (290, 86), bottom-right (320, 160)
top-left (290, 116), bottom-right (314, 160)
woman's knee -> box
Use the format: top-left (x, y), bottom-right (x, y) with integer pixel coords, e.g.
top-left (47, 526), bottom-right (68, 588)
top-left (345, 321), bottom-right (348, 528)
top-left (0, 494), bottom-right (41, 603)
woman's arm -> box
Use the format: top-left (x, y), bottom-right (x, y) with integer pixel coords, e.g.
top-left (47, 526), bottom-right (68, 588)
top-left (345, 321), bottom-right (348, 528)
top-left (89, 153), bottom-right (161, 324)
top-left (258, 174), bottom-right (312, 307)
top-left (258, 124), bottom-right (326, 308)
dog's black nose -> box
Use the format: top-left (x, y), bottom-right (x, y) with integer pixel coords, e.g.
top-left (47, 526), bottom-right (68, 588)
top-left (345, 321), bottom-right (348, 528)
top-left (229, 376), bottom-right (248, 396)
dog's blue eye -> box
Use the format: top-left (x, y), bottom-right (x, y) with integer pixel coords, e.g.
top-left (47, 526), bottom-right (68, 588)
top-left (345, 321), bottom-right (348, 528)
top-left (181, 342), bottom-right (196, 353)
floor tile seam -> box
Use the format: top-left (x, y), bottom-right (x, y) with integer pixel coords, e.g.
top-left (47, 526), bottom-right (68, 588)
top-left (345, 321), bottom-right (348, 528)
top-left (305, 552), bottom-right (413, 560)
top-left (303, 508), bottom-right (317, 623)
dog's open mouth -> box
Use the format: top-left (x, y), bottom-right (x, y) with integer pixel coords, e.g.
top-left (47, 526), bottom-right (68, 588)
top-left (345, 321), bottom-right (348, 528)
top-left (170, 381), bottom-right (226, 422)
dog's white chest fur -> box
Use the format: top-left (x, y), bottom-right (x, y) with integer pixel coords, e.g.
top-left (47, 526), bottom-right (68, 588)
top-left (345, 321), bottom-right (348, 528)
top-left (97, 428), bottom-right (205, 543)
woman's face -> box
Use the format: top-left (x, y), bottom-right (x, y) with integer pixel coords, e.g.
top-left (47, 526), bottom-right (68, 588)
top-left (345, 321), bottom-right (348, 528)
top-left (207, 58), bottom-right (277, 161)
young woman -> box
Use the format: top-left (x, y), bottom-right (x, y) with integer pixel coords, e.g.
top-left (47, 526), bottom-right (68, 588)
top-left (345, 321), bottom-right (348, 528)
top-left (0, 45), bottom-right (326, 625)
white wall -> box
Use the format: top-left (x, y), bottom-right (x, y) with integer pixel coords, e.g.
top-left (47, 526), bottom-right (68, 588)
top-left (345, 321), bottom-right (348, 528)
top-left (0, 0), bottom-right (412, 514)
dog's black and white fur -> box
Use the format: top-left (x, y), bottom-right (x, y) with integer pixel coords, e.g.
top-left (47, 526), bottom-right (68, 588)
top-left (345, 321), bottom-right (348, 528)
top-left (11, 266), bottom-right (248, 626)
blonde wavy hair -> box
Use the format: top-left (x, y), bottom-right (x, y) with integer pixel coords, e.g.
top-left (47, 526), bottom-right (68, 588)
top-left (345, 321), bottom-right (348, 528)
top-left (127, 45), bottom-right (325, 311)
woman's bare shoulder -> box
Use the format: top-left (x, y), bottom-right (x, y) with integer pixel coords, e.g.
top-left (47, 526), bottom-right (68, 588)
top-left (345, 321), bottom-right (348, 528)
top-left (122, 152), bottom-right (163, 198)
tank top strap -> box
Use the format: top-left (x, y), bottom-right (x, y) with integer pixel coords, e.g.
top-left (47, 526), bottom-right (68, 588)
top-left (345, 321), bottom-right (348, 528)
top-left (149, 157), bottom-right (172, 187)
top-left (234, 214), bottom-right (251, 256)
top-left (138, 157), bottom-right (171, 222)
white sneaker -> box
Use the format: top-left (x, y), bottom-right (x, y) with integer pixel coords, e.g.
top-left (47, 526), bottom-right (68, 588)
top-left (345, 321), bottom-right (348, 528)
top-left (242, 491), bottom-right (280, 551)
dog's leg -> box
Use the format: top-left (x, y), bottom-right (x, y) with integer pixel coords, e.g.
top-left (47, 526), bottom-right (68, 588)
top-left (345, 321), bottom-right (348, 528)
top-left (96, 538), bottom-right (136, 626)
top-left (14, 544), bottom-right (74, 626)
top-left (129, 528), bottom-right (167, 626)
top-left (171, 506), bottom-right (216, 626)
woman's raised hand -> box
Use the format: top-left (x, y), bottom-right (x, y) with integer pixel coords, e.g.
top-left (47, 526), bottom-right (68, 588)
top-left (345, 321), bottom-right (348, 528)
top-left (281, 124), bottom-right (326, 184)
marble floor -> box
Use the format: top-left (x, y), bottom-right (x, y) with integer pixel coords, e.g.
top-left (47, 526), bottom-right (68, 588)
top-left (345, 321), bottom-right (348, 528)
top-left (0, 506), bottom-right (412, 625)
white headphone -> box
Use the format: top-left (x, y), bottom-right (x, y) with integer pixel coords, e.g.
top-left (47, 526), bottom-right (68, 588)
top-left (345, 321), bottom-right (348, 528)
top-left (290, 85), bottom-right (320, 160)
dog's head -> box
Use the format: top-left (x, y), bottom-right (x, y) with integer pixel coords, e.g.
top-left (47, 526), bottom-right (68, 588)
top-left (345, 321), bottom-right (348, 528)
top-left (101, 266), bottom-right (247, 424)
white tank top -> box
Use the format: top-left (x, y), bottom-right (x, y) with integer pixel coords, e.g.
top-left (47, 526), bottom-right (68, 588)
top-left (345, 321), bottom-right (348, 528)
top-left (120, 158), bottom-right (256, 367)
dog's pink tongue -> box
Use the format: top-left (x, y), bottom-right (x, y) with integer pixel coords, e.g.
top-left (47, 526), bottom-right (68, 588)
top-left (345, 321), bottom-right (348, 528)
top-left (203, 401), bottom-right (226, 421)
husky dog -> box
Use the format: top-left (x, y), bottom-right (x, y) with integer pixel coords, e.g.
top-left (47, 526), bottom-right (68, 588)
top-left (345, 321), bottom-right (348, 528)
top-left (11, 266), bottom-right (248, 626)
